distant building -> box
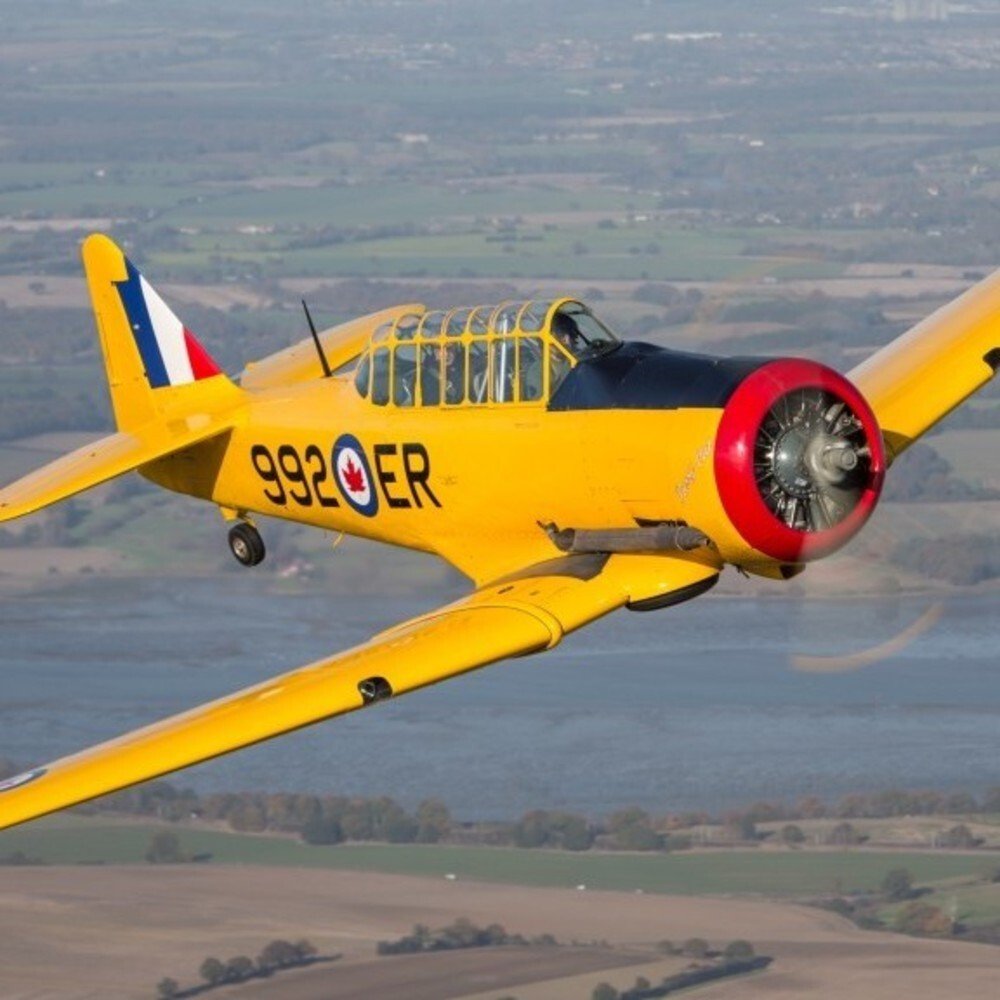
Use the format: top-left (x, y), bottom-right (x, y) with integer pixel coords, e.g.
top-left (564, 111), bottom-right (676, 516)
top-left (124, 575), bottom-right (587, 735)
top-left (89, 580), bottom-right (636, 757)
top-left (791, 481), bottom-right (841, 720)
top-left (891, 0), bottom-right (949, 21)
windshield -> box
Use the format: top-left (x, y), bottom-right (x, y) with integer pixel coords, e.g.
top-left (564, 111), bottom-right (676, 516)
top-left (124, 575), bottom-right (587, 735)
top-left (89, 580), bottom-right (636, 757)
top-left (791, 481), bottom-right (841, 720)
top-left (550, 302), bottom-right (620, 361)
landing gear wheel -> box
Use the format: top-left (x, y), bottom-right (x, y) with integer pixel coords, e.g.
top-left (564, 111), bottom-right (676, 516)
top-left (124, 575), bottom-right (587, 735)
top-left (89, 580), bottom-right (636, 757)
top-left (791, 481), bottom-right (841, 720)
top-left (228, 522), bottom-right (265, 567)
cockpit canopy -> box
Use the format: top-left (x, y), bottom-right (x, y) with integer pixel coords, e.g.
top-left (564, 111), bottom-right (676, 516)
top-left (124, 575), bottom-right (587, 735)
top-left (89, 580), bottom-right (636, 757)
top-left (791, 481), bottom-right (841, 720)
top-left (354, 299), bottom-right (619, 408)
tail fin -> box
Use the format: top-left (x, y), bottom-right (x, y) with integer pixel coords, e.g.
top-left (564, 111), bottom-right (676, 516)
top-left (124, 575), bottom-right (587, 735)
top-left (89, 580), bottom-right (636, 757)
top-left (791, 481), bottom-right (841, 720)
top-left (83, 233), bottom-right (238, 429)
top-left (0, 235), bottom-right (243, 523)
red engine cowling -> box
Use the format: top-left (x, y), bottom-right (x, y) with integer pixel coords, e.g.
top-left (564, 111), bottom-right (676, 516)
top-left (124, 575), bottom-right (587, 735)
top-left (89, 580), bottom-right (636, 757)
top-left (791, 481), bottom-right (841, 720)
top-left (714, 359), bottom-right (886, 564)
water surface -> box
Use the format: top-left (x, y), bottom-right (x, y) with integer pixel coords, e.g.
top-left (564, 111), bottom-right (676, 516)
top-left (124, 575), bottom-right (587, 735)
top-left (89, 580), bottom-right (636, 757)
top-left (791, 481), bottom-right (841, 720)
top-left (2, 579), bottom-right (998, 819)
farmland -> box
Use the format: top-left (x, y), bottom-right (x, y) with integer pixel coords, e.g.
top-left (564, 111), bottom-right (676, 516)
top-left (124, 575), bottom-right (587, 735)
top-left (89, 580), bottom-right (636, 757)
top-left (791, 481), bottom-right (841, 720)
top-left (1, 815), bottom-right (997, 896)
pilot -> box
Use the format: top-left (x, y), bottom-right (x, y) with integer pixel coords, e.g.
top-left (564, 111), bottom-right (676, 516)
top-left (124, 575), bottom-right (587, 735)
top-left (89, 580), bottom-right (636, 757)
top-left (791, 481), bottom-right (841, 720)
top-left (420, 345), bottom-right (442, 406)
top-left (552, 311), bottom-right (586, 357)
top-left (444, 342), bottom-right (464, 404)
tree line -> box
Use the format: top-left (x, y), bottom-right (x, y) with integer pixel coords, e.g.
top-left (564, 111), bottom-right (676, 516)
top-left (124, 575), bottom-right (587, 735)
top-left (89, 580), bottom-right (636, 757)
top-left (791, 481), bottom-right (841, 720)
top-left (9, 760), bottom-right (1000, 855)
top-left (590, 942), bottom-right (768, 1000)
top-left (92, 781), bottom-right (453, 845)
top-left (376, 918), bottom-right (556, 956)
top-left (155, 938), bottom-right (325, 998)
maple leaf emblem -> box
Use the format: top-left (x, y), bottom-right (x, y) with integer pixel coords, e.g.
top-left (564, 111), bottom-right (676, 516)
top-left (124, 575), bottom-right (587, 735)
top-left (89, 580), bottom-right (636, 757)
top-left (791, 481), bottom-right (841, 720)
top-left (342, 456), bottom-right (366, 494)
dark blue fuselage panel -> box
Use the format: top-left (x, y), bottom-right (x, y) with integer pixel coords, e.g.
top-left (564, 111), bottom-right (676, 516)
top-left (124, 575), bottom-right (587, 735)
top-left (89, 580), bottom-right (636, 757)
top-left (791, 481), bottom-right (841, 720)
top-left (548, 342), bottom-right (769, 412)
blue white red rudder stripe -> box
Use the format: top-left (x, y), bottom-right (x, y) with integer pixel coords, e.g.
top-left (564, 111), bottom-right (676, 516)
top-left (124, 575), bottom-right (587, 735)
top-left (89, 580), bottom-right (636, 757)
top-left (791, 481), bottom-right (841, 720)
top-left (113, 257), bottom-right (222, 389)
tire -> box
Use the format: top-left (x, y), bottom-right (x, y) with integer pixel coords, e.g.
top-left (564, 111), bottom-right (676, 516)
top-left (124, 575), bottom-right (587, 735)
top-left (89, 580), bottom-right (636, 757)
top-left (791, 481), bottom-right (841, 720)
top-left (228, 522), bottom-right (266, 567)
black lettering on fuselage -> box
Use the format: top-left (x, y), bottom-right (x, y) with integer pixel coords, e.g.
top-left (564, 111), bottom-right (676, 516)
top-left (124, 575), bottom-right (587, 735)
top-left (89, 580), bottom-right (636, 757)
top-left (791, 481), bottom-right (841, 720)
top-left (249, 440), bottom-right (440, 512)
top-left (373, 444), bottom-right (411, 508)
top-left (402, 443), bottom-right (442, 508)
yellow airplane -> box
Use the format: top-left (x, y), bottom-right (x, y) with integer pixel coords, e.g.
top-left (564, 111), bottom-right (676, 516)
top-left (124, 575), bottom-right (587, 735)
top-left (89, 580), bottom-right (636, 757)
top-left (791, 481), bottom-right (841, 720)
top-left (0, 233), bottom-right (997, 830)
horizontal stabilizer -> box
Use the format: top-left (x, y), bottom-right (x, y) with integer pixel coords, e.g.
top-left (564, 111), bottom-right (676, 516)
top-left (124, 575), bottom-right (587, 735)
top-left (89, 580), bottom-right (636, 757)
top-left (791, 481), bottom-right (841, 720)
top-left (0, 418), bottom-right (232, 524)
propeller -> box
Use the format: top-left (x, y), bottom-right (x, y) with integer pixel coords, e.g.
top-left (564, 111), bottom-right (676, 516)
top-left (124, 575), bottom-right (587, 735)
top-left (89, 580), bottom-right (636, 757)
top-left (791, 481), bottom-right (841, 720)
top-left (790, 602), bottom-right (944, 674)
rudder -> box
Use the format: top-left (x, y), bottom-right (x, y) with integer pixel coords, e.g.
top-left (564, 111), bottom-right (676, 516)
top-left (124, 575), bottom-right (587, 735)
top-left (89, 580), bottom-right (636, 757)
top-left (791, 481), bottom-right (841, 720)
top-left (82, 234), bottom-right (236, 430)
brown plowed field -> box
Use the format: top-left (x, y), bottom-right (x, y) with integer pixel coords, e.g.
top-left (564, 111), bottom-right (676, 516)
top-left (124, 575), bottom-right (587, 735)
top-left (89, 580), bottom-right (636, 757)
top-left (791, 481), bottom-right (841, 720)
top-left (230, 946), bottom-right (645, 999)
top-left (2, 866), bottom-right (1000, 999)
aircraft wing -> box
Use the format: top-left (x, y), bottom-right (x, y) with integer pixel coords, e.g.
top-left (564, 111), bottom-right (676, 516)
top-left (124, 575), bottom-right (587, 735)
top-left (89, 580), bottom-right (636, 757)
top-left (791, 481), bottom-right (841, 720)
top-left (849, 268), bottom-right (1000, 460)
top-left (0, 552), bottom-right (719, 831)
top-left (239, 303), bottom-right (424, 392)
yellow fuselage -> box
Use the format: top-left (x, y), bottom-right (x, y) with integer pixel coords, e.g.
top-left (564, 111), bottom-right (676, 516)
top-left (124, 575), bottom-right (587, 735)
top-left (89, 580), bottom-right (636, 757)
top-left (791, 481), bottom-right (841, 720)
top-left (146, 374), bottom-right (756, 586)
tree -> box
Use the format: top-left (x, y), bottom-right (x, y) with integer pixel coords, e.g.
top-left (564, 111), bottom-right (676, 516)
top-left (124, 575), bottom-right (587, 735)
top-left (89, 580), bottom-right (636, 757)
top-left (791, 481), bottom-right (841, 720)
top-left (199, 957), bottom-right (226, 986)
top-left (723, 940), bottom-right (755, 960)
top-left (440, 917), bottom-right (482, 949)
top-left (145, 831), bottom-right (184, 863)
top-left (257, 939), bottom-right (299, 971)
top-left (723, 813), bottom-right (758, 842)
top-left (608, 808), bottom-right (662, 851)
top-left (156, 979), bottom-right (180, 1000)
top-left (512, 809), bottom-right (593, 851)
top-left (512, 810), bottom-right (549, 848)
top-left (550, 811), bottom-right (594, 851)
top-left (225, 955), bottom-right (255, 982)
top-left (341, 799), bottom-right (376, 840)
top-left (940, 824), bottom-right (981, 848)
top-left (881, 868), bottom-right (914, 901)
top-left (781, 824), bottom-right (806, 845)
top-left (591, 984), bottom-right (619, 1000)
top-left (382, 808), bottom-right (419, 843)
top-left (416, 798), bottom-right (451, 843)
top-left (301, 814), bottom-right (343, 845)
top-left (227, 799), bottom-right (267, 832)
top-left (682, 937), bottom-right (710, 958)
top-left (828, 821), bottom-right (864, 846)
top-left (894, 901), bottom-right (952, 936)
top-left (616, 824), bottom-right (661, 851)
top-left (292, 938), bottom-right (317, 961)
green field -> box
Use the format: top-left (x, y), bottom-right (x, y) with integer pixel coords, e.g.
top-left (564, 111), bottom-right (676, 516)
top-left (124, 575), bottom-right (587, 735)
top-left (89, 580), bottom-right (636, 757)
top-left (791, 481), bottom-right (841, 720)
top-left (879, 882), bottom-right (1000, 930)
top-left (2, 817), bottom-right (996, 897)
top-left (149, 229), bottom-right (844, 283)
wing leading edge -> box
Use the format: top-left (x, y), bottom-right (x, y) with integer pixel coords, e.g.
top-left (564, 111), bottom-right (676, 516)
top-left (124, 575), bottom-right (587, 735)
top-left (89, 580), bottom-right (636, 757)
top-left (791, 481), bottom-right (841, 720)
top-left (849, 267), bottom-right (1000, 460)
top-left (0, 552), bottom-right (719, 831)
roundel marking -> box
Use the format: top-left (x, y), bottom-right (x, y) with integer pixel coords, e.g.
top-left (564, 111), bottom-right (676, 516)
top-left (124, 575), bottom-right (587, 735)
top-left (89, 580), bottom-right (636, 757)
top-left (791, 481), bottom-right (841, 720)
top-left (333, 434), bottom-right (379, 517)
top-left (0, 767), bottom-right (47, 794)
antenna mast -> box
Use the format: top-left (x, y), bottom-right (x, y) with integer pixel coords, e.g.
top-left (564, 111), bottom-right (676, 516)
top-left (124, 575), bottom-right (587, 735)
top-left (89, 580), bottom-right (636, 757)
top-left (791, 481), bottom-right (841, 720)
top-left (302, 300), bottom-right (333, 378)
